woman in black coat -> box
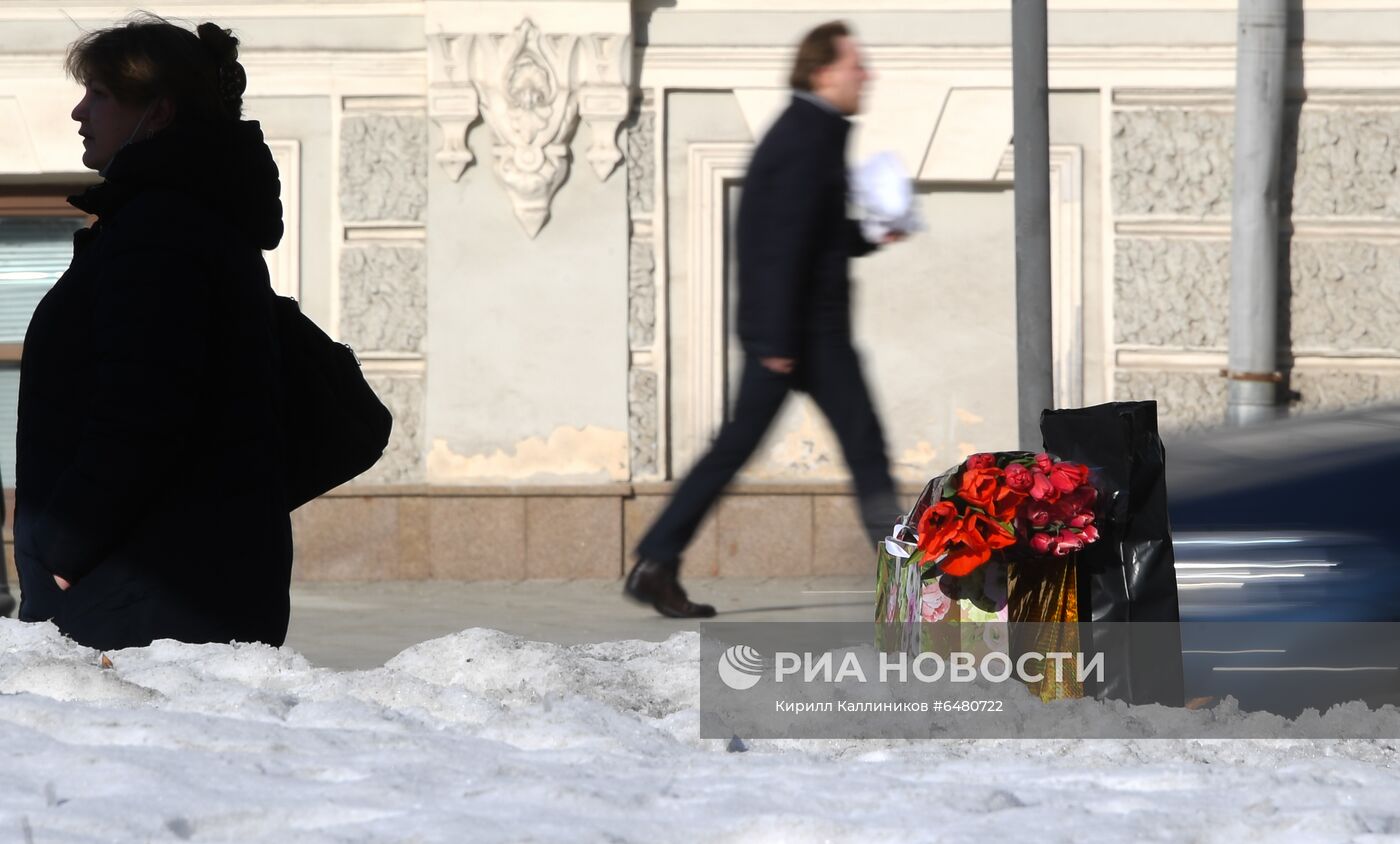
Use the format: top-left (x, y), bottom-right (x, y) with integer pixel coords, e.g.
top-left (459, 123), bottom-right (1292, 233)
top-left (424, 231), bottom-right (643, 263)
top-left (14, 15), bottom-right (292, 650)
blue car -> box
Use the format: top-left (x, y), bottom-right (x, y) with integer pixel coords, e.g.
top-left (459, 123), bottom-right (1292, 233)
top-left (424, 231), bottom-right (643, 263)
top-left (1164, 403), bottom-right (1400, 713)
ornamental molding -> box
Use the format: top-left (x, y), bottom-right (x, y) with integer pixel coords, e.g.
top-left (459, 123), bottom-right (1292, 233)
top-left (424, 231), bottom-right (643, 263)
top-left (633, 0), bottom-right (1400, 10)
top-left (678, 143), bottom-right (750, 475)
top-left (428, 18), bottom-right (633, 237)
top-left (636, 44), bottom-right (1400, 91)
top-left (1116, 349), bottom-right (1400, 370)
top-left (469, 19), bottom-right (576, 238)
top-left (1114, 220), bottom-right (1400, 240)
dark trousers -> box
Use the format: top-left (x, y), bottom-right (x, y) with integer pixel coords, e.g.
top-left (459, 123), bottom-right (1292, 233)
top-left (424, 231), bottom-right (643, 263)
top-left (637, 343), bottom-right (898, 568)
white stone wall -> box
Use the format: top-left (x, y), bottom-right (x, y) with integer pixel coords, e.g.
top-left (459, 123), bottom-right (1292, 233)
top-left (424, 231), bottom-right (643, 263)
top-left (5, 1), bottom-right (1400, 489)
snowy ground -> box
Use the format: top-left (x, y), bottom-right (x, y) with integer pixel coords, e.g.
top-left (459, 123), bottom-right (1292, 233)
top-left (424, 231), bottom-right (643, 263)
top-left (3, 618), bottom-right (1400, 843)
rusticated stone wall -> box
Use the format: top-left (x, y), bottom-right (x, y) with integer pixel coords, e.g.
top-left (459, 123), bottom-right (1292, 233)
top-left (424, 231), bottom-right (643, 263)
top-left (1112, 106), bottom-right (1400, 220)
top-left (1111, 95), bottom-right (1400, 432)
top-left (1290, 109), bottom-right (1400, 219)
top-left (1288, 241), bottom-right (1400, 354)
top-left (1113, 238), bottom-right (1230, 349)
top-left (1113, 370), bottom-right (1226, 431)
top-left (1112, 108), bottom-right (1233, 218)
top-left (1290, 370), bottom-right (1400, 415)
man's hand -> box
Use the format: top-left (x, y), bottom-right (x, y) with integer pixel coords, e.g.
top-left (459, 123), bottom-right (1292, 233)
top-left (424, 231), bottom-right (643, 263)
top-left (54, 574), bottom-right (71, 591)
top-left (761, 357), bottom-right (796, 375)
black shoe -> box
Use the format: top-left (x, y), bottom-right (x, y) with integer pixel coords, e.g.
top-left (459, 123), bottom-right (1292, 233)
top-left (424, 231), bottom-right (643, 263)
top-left (624, 559), bottom-right (717, 619)
top-left (0, 588), bottom-right (14, 619)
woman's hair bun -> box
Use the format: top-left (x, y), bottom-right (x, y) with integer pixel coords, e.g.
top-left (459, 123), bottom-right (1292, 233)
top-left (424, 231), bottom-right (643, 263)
top-left (197, 22), bottom-right (245, 115)
top-left (196, 22), bottom-right (239, 65)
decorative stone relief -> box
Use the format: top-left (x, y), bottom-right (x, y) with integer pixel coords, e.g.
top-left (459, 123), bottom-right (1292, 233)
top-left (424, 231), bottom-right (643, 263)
top-left (1114, 238), bottom-right (1229, 348)
top-left (627, 110), bottom-right (655, 218)
top-left (629, 240), bottom-right (656, 348)
top-left (362, 375), bottom-right (425, 484)
top-left (427, 34), bottom-right (479, 181)
top-left (340, 246), bottom-right (427, 354)
top-left (1114, 370), bottom-right (1226, 433)
top-left (427, 19), bottom-right (633, 237)
top-left (629, 369), bottom-right (659, 478)
top-left (627, 107), bottom-right (657, 350)
top-left (340, 115), bottom-right (428, 223)
top-left (1291, 370), bottom-right (1400, 416)
top-left (1112, 109), bottom-right (1233, 218)
top-left (470, 21), bottom-right (579, 237)
top-left (625, 101), bottom-right (660, 480)
top-left (1289, 241), bottom-right (1400, 354)
top-left (577, 33), bottom-right (633, 180)
top-left (1292, 109), bottom-right (1400, 219)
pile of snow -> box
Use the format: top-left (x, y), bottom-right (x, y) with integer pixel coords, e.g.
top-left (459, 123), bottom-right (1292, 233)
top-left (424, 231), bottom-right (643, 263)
top-left (2, 618), bottom-right (1399, 842)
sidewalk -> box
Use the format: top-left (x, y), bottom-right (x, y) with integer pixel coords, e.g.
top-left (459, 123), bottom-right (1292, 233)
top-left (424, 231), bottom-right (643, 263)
top-left (285, 576), bottom-right (872, 670)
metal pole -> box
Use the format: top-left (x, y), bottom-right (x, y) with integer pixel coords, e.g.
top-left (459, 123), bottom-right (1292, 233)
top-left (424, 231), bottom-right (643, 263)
top-left (1012, 0), bottom-right (1055, 449)
top-left (1225, 0), bottom-right (1288, 426)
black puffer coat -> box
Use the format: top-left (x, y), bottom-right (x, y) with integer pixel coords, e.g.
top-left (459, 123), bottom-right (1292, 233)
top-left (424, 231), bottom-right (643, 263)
top-left (15, 120), bottom-right (292, 650)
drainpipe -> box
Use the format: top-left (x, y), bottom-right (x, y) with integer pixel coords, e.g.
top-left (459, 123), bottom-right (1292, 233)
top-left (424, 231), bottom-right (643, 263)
top-left (1225, 0), bottom-right (1288, 426)
top-left (1012, 0), bottom-right (1055, 448)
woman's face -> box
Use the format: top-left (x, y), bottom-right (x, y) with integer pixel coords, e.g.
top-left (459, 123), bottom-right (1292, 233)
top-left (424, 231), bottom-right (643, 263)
top-left (70, 82), bottom-right (154, 172)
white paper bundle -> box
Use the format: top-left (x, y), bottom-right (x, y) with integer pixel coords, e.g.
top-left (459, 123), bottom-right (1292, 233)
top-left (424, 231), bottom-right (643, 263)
top-left (853, 151), bottom-right (925, 243)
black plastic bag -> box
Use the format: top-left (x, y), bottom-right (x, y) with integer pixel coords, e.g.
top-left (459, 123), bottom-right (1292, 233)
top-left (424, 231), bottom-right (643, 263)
top-left (1040, 401), bottom-right (1184, 706)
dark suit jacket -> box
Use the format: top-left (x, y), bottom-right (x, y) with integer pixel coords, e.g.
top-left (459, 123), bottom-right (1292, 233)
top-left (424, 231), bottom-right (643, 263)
top-left (14, 120), bottom-right (292, 650)
top-left (735, 94), bottom-right (876, 360)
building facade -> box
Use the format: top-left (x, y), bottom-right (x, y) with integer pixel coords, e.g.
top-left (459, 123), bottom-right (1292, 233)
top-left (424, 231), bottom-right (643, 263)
top-left (2, 0), bottom-right (1399, 582)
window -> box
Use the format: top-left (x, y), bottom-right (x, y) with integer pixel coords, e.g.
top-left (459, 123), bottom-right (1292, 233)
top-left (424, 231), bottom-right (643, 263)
top-left (0, 187), bottom-right (90, 485)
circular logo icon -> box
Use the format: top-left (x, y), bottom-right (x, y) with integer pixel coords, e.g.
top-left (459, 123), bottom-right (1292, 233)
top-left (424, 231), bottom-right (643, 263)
top-left (718, 644), bottom-right (765, 691)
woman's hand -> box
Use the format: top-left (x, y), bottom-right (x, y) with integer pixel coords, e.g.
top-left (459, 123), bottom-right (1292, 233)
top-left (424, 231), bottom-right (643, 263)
top-left (53, 574), bottom-right (71, 591)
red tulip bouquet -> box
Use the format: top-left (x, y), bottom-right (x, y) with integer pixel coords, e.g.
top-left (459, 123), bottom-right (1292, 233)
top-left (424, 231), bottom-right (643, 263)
top-left (915, 451), bottom-right (1100, 576)
top-left (876, 451), bottom-right (1103, 632)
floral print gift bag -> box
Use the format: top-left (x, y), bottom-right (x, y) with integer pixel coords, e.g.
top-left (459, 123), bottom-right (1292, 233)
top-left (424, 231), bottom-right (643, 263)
top-left (875, 451), bottom-right (1102, 699)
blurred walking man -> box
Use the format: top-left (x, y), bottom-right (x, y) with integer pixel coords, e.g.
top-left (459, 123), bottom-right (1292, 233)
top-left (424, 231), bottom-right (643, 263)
top-left (626, 21), bottom-right (902, 618)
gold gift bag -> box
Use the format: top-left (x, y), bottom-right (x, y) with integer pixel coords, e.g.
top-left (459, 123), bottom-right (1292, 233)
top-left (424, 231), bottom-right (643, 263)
top-left (1009, 558), bottom-right (1083, 702)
